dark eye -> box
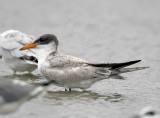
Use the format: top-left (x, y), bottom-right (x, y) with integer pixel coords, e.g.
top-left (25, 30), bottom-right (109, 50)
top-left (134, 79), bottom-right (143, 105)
top-left (39, 38), bottom-right (45, 42)
top-left (145, 111), bottom-right (155, 116)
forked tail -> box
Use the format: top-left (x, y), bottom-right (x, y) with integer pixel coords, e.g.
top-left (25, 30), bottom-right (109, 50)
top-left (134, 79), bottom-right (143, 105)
top-left (111, 67), bottom-right (149, 75)
top-left (88, 60), bottom-right (148, 75)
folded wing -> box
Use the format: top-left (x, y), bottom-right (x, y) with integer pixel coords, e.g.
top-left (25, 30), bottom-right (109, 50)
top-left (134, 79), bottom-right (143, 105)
top-left (0, 30), bottom-right (37, 62)
top-left (43, 54), bottom-right (111, 83)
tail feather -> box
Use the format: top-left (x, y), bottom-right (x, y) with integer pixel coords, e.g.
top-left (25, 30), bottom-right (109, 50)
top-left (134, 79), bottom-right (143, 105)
top-left (89, 60), bottom-right (148, 76)
top-left (88, 60), bottom-right (141, 69)
top-left (112, 67), bottom-right (149, 75)
top-left (107, 60), bottom-right (141, 70)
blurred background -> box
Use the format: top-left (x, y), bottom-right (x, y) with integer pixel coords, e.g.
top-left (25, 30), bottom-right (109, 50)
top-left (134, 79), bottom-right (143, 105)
top-left (0, 0), bottom-right (160, 118)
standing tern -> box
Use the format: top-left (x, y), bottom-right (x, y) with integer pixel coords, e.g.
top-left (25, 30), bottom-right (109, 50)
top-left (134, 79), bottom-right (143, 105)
top-left (20, 34), bottom-right (148, 91)
top-left (0, 30), bottom-right (38, 74)
top-left (0, 79), bottom-right (44, 115)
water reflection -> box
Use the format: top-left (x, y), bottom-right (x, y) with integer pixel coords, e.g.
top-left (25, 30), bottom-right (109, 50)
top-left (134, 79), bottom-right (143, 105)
top-left (0, 73), bottom-right (125, 81)
top-left (43, 90), bottom-right (125, 102)
top-left (0, 73), bottom-right (125, 104)
top-left (0, 73), bottom-right (41, 83)
top-left (110, 75), bottom-right (125, 80)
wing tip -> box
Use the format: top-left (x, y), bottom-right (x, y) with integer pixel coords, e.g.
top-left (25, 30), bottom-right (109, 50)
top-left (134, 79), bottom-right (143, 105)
top-left (111, 59), bottom-right (142, 69)
top-left (131, 60), bottom-right (141, 63)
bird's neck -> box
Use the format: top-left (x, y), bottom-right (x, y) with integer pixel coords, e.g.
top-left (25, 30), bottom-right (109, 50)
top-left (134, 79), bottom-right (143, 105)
top-left (36, 48), bottom-right (57, 64)
top-left (37, 52), bottom-right (49, 64)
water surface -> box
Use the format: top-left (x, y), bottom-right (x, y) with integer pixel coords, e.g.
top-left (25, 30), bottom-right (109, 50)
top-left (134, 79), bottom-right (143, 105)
top-left (0, 0), bottom-right (160, 118)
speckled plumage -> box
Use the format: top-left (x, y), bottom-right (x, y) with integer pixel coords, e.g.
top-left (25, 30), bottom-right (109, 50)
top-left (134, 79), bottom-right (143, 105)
top-left (21, 34), bottom-right (147, 90)
top-left (39, 52), bottom-right (111, 89)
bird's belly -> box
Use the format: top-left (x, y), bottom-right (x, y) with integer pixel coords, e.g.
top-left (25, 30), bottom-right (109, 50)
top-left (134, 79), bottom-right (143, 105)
top-left (41, 70), bottom-right (101, 89)
top-left (39, 66), bottom-right (105, 89)
top-left (63, 78), bottom-right (101, 89)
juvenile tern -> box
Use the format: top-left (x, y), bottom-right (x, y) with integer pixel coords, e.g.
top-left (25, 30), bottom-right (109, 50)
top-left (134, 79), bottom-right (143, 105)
top-left (0, 79), bottom-right (44, 114)
top-left (0, 30), bottom-right (38, 74)
top-left (20, 34), bottom-right (148, 91)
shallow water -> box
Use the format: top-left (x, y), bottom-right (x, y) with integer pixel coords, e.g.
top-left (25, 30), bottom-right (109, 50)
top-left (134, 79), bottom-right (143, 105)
top-left (0, 0), bottom-right (160, 118)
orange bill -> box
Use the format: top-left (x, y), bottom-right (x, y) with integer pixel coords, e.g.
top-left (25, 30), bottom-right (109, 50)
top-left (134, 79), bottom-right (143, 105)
top-left (20, 43), bottom-right (37, 50)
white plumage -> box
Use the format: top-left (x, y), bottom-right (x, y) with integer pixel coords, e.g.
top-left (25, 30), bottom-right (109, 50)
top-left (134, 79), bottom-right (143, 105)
top-left (20, 34), bottom-right (148, 91)
top-left (0, 30), bottom-right (37, 74)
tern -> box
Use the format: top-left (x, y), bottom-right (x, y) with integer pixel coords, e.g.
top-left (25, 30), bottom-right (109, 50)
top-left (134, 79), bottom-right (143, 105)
top-left (0, 79), bottom-right (44, 115)
top-left (0, 30), bottom-right (38, 74)
top-left (20, 34), bottom-right (148, 91)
